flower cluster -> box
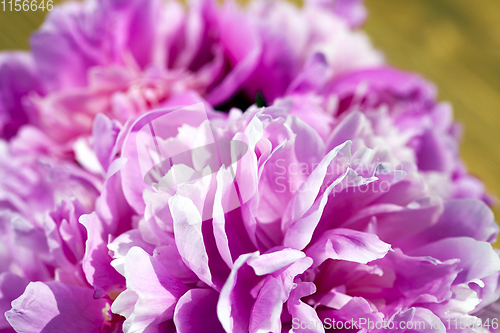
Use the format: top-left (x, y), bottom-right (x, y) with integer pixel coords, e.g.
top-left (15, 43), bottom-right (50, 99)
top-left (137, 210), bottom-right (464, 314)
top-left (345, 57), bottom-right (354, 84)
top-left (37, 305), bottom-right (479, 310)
top-left (1, 0), bottom-right (499, 332)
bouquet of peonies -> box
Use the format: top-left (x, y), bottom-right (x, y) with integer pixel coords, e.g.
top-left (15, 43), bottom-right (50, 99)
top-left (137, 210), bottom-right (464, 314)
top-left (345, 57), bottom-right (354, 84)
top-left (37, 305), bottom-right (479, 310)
top-left (1, 0), bottom-right (499, 332)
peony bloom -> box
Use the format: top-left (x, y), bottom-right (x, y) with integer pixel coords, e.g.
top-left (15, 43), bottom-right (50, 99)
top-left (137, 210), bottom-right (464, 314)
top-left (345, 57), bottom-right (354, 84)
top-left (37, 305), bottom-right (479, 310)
top-left (324, 67), bottom-right (492, 203)
top-left (1, 0), bottom-right (499, 332)
top-left (0, 142), bottom-right (107, 331)
top-left (103, 102), bottom-right (498, 333)
top-left (279, 65), bottom-right (493, 204)
top-left (0, 0), bottom-right (381, 144)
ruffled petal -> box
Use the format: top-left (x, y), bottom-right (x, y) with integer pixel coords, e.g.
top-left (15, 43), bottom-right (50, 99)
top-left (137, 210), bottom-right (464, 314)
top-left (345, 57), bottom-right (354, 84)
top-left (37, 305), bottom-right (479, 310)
top-left (111, 247), bottom-right (188, 333)
top-left (6, 281), bottom-right (107, 333)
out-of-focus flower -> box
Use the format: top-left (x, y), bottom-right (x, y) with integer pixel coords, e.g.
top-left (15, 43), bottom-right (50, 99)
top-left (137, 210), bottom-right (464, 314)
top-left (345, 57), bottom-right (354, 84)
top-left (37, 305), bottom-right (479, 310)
top-left (0, 53), bottom-right (42, 140)
top-left (0, 0), bottom-right (381, 144)
top-left (0, 141), bottom-right (112, 332)
top-left (281, 65), bottom-right (493, 204)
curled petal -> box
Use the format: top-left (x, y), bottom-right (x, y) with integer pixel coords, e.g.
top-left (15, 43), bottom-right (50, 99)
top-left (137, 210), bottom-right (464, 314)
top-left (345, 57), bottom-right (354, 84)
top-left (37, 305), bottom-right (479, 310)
top-left (6, 281), bottom-right (107, 333)
top-left (305, 228), bottom-right (390, 267)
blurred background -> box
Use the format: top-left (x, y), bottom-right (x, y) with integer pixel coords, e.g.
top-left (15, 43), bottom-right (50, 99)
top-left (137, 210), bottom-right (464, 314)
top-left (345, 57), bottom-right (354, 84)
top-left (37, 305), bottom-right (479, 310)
top-left (363, 0), bottom-right (500, 237)
top-left (1, 0), bottom-right (500, 241)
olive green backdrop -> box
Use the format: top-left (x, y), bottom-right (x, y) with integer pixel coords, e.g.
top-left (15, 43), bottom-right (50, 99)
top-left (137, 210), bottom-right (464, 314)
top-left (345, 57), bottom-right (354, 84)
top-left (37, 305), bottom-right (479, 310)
top-left (1, 0), bottom-right (500, 244)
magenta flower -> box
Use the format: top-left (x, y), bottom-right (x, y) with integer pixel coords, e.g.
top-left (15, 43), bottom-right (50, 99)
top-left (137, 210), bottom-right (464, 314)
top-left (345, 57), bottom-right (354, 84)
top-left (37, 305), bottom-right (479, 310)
top-left (281, 64), bottom-right (493, 204)
top-left (97, 102), bottom-right (498, 332)
top-left (1, 0), bottom-right (499, 332)
top-left (0, 53), bottom-right (42, 140)
top-left (1, 0), bottom-right (380, 144)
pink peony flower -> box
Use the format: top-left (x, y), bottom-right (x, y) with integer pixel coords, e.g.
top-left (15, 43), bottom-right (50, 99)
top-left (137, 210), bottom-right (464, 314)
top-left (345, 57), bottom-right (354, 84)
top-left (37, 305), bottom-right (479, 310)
top-left (280, 65), bottom-right (493, 204)
top-left (1, 0), bottom-right (380, 144)
top-left (1, 0), bottom-right (499, 332)
top-left (103, 102), bottom-right (498, 333)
